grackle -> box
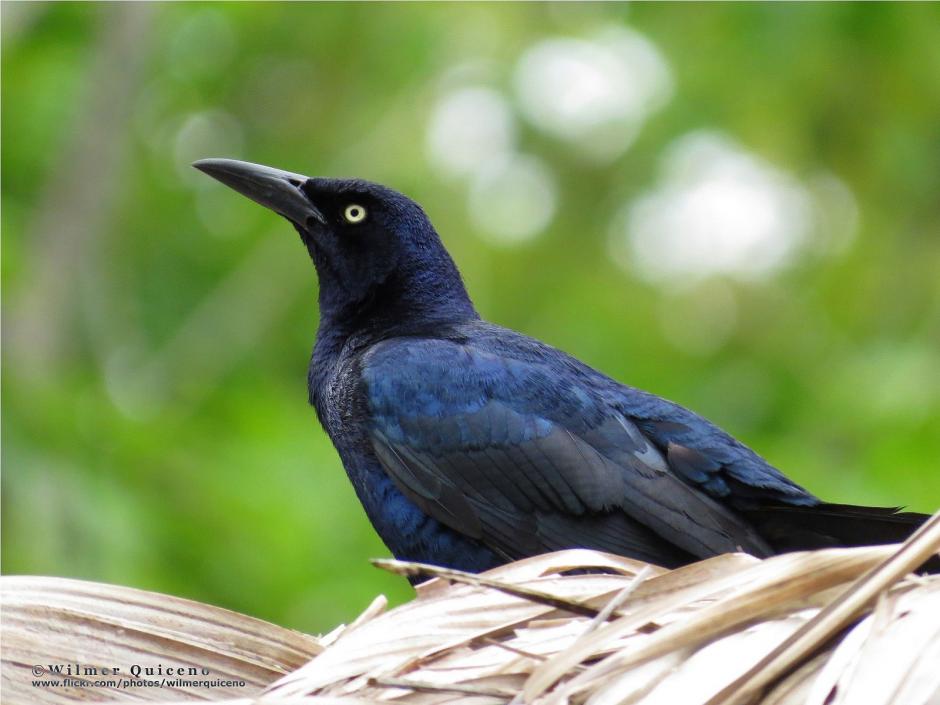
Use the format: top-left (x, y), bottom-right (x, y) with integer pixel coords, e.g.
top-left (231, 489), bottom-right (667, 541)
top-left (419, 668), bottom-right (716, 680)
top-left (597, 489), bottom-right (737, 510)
top-left (194, 158), bottom-right (934, 576)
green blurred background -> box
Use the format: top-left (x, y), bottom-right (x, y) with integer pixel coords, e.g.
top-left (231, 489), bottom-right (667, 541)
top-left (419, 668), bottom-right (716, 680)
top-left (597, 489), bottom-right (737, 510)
top-left (3, 3), bottom-right (939, 634)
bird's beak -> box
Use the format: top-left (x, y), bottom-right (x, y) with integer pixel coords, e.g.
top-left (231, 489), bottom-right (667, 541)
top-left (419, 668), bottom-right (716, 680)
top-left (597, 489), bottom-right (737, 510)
top-left (192, 158), bottom-right (327, 227)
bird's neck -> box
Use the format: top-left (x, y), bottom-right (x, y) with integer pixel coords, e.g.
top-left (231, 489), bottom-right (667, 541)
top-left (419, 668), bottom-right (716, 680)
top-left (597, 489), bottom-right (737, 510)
top-left (311, 254), bottom-right (478, 378)
top-left (316, 252), bottom-right (478, 337)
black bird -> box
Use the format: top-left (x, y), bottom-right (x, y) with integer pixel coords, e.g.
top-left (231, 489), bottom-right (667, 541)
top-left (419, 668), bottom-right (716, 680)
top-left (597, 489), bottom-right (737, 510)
top-left (194, 158), bottom-right (932, 575)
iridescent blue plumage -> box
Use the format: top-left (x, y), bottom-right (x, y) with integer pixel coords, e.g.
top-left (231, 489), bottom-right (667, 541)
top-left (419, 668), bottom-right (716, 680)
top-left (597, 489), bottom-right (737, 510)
top-left (194, 158), bottom-right (932, 577)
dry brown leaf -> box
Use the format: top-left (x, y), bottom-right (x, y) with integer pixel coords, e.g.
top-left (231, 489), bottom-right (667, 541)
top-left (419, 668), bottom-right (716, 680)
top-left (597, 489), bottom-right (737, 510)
top-left (0, 575), bottom-right (321, 705)
top-left (759, 651), bottom-right (831, 705)
top-left (706, 512), bottom-right (940, 705)
top-left (805, 582), bottom-right (940, 705)
top-left (3, 518), bottom-right (938, 705)
top-left (524, 545), bottom-right (894, 703)
top-left (267, 553), bottom-right (646, 699)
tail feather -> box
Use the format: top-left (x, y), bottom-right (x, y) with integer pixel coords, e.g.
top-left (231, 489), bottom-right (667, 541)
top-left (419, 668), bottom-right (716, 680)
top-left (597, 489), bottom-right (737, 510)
top-left (744, 503), bottom-right (938, 573)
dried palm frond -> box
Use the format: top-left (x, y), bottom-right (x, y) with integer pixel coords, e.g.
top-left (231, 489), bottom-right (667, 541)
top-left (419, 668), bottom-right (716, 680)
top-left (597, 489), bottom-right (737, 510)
top-left (0, 576), bottom-right (322, 704)
top-left (2, 512), bottom-right (938, 705)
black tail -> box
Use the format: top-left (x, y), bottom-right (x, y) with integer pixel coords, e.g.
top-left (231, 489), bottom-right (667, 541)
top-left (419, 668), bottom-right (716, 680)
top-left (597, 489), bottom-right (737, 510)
top-left (743, 503), bottom-right (939, 573)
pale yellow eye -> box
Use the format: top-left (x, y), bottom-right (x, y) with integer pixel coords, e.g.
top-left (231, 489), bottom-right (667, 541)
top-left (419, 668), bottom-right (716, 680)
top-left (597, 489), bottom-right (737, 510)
top-left (344, 204), bottom-right (367, 224)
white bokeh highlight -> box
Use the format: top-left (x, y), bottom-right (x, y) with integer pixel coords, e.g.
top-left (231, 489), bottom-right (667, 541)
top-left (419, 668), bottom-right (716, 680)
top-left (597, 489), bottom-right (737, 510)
top-left (610, 131), bottom-right (816, 284)
top-left (425, 87), bottom-right (516, 179)
top-left (514, 27), bottom-right (673, 161)
top-left (467, 154), bottom-right (557, 246)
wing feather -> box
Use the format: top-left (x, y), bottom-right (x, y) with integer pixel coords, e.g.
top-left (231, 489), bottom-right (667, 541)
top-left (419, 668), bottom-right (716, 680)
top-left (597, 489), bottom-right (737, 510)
top-left (364, 338), bottom-right (773, 564)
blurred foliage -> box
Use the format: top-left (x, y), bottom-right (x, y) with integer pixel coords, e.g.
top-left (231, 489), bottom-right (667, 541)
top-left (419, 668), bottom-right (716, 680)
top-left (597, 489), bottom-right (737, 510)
top-left (2, 3), bottom-right (939, 634)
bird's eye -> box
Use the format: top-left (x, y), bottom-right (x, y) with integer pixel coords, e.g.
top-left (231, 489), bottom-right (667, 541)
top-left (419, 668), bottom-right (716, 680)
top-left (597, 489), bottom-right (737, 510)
top-left (343, 204), bottom-right (367, 224)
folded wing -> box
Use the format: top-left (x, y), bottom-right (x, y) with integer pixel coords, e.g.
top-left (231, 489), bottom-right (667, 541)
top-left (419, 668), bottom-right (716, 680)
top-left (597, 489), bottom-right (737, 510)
top-left (362, 337), bottom-right (772, 567)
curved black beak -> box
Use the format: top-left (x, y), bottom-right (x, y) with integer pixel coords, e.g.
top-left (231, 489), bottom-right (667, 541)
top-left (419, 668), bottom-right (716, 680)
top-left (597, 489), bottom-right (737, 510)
top-left (192, 158), bottom-right (326, 226)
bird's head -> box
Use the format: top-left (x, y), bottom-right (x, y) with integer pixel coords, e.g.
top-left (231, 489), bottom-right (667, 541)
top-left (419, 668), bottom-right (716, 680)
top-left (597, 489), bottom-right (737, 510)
top-left (193, 158), bottom-right (476, 327)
